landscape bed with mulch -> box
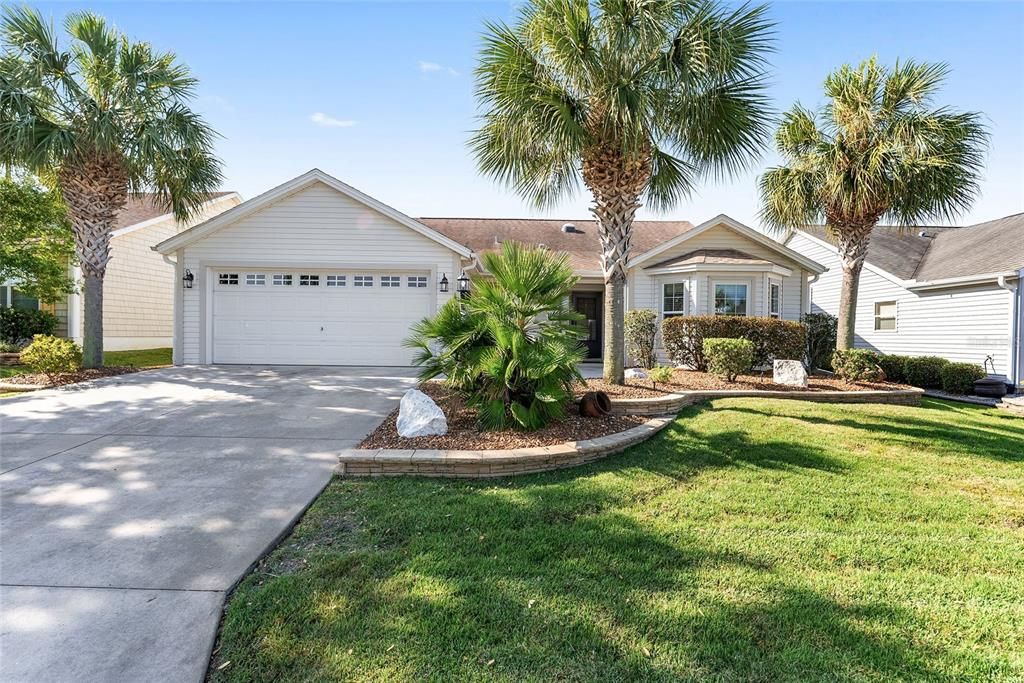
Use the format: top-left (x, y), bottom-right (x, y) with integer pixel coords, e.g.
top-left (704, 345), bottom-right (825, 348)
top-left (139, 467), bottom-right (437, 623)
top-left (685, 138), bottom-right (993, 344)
top-left (581, 369), bottom-right (910, 399)
top-left (0, 366), bottom-right (141, 389)
top-left (360, 381), bottom-right (647, 450)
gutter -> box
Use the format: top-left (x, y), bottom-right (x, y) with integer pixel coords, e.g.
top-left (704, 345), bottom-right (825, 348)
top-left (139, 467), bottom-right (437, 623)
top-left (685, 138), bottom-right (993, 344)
top-left (907, 270), bottom-right (1019, 291)
top-left (998, 271), bottom-right (1022, 387)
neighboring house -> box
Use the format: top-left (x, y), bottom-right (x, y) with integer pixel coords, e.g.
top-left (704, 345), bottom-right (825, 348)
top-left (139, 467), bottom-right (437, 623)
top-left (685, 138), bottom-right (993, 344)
top-left (153, 168), bottom-right (825, 367)
top-left (786, 214), bottom-right (1024, 387)
top-left (0, 192), bottom-right (241, 350)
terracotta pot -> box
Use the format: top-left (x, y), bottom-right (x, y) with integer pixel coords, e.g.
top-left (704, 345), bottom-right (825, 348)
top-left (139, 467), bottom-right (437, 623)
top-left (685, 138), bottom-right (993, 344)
top-left (579, 391), bottom-right (612, 417)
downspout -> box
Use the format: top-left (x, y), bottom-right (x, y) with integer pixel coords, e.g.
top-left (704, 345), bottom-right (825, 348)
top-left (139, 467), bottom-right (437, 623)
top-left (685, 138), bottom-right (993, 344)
top-left (997, 273), bottom-right (1020, 387)
top-left (805, 273), bottom-right (821, 315)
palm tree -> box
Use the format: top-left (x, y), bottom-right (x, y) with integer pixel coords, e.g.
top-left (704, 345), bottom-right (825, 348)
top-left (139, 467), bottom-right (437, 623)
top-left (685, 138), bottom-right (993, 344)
top-left (759, 57), bottom-right (987, 350)
top-left (471, 0), bottom-right (773, 384)
top-left (0, 7), bottom-right (222, 367)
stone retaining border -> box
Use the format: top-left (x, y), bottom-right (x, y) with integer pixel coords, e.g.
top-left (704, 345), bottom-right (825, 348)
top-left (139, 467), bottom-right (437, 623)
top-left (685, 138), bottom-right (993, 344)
top-left (338, 415), bottom-right (674, 478)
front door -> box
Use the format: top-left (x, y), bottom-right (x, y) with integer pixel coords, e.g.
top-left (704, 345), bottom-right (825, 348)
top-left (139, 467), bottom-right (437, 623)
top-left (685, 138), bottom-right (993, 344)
top-left (572, 293), bottom-right (602, 360)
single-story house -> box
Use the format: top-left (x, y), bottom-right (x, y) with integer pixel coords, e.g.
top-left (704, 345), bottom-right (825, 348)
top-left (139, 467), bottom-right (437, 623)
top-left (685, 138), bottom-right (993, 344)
top-left (785, 214), bottom-right (1024, 387)
top-left (1, 191), bottom-right (241, 350)
top-left (153, 168), bottom-right (826, 367)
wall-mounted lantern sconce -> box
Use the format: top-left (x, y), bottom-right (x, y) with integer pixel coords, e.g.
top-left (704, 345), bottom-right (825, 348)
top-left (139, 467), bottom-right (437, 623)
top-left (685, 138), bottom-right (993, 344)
top-left (182, 269), bottom-right (194, 289)
top-left (457, 272), bottom-right (470, 299)
top-left (439, 273), bottom-right (449, 293)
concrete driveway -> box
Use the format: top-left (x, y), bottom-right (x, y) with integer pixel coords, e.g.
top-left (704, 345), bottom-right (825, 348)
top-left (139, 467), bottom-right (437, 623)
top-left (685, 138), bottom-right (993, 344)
top-left (0, 365), bottom-right (416, 682)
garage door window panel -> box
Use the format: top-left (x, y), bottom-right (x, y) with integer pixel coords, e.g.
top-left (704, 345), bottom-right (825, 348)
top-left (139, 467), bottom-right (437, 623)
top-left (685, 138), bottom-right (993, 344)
top-left (299, 274), bottom-right (320, 286)
top-left (218, 273), bottom-right (239, 285)
top-left (326, 275), bottom-right (346, 287)
top-left (355, 275), bottom-right (374, 287)
top-left (272, 274), bottom-right (292, 286)
top-left (245, 273), bottom-right (266, 286)
top-left (381, 276), bottom-right (401, 288)
top-left (408, 276), bottom-right (427, 288)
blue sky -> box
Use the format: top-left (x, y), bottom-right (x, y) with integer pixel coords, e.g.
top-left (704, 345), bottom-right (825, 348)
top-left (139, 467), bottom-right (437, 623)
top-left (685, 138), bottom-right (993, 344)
top-left (35, 0), bottom-right (1024, 229)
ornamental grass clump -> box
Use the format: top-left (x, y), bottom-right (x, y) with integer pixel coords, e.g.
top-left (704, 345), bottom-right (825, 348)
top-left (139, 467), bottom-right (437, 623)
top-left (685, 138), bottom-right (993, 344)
top-left (703, 338), bottom-right (753, 382)
top-left (405, 242), bottom-right (585, 431)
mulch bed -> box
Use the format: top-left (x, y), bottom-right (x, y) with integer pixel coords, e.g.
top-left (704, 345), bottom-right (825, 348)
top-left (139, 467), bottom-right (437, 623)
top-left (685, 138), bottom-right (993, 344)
top-left (359, 381), bottom-right (647, 450)
top-left (1, 366), bottom-right (141, 389)
top-left (581, 369), bottom-right (910, 399)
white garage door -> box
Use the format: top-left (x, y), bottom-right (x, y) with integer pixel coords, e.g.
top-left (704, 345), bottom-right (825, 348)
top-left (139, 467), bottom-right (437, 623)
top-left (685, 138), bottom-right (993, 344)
top-left (211, 270), bottom-right (432, 365)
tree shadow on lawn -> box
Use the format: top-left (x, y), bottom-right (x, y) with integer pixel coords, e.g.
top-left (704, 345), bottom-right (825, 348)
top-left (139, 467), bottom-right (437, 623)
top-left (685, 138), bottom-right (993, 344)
top-left (724, 399), bottom-right (1023, 463)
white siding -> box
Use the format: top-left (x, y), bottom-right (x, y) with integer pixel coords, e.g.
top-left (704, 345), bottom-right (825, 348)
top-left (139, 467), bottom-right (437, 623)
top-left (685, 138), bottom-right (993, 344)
top-left (180, 181), bottom-right (461, 364)
top-left (787, 231), bottom-right (1014, 378)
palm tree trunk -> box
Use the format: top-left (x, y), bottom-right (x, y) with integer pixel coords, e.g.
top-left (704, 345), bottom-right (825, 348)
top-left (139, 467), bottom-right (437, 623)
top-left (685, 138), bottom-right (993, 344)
top-left (59, 158), bottom-right (128, 369)
top-left (831, 222), bottom-right (874, 350)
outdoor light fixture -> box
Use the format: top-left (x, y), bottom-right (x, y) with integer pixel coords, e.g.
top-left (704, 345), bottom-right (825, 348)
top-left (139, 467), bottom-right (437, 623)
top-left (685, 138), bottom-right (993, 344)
top-left (439, 273), bottom-right (449, 293)
top-left (457, 272), bottom-right (470, 299)
top-left (182, 269), bottom-right (194, 289)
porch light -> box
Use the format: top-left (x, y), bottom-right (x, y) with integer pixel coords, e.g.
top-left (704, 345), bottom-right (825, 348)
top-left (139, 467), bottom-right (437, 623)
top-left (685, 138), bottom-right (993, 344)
top-left (457, 272), bottom-right (470, 298)
top-left (439, 273), bottom-right (449, 293)
top-left (182, 269), bottom-right (194, 289)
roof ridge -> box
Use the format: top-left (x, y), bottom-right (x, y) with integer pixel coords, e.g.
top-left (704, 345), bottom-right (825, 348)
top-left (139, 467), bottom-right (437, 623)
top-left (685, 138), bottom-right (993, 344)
top-left (418, 216), bottom-right (691, 223)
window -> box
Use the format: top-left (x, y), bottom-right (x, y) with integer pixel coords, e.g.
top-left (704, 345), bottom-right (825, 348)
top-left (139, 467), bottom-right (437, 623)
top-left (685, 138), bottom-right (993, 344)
top-left (218, 273), bottom-right (239, 285)
top-left (713, 283), bottom-right (748, 316)
top-left (768, 281), bottom-right (782, 319)
top-left (874, 301), bottom-right (897, 331)
top-left (245, 273), bottom-right (266, 286)
top-left (326, 275), bottom-right (346, 287)
top-left (299, 274), bottom-right (320, 286)
top-left (0, 286), bottom-right (39, 310)
top-left (662, 282), bottom-right (687, 318)
top-left (272, 274), bottom-right (292, 286)
top-left (408, 276), bottom-right (428, 288)
top-left (354, 275), bottom-right (373, 287)
top-left (381, 275), bottom-right (401, 288)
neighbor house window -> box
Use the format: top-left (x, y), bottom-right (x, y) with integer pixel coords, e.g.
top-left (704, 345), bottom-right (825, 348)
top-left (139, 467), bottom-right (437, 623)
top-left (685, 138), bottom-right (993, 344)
top-left (245, 273), bottom-right (266, 286)
top-left (326, 275), bottom-right (346, 287)
top-left (218, 273), bottom-right (239, 285)
top-left (0, 286), bottom-right (39, 310)
top-left (354, 275), bottom-right (373, 287)
top-left (714, 283), bottom-right (748, 316)
top-left (272, 274), bottom-right (292, 286)
top-left (768, 281), bottom-right (782, 319)
top-left (381, 276), bottom-right (401, 288)
top-left (874, 301), bottom-right (897, 331)
top-left (662, 282), bottom-right (687, 318)
top-left (408, 276), bottom-right (428, 288)
top-left (299, 274), bottom-right (320, 286)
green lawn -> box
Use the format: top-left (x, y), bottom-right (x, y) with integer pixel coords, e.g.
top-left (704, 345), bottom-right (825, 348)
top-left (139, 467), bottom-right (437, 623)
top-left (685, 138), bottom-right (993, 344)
top-left (104, 346), bottom-right (172, 367)
top-left (211, 398), bottom-right (1023, 682)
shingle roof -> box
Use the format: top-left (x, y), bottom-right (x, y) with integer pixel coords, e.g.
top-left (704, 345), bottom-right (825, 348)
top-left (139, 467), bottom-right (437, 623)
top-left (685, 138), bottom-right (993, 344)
top-left (914, 212), bottom-right (1024, 281)
top-left (798, 225), bottom-right (959, 280)
top-left (646, 248), bottom-right (773, 270)
top-left (417, 217), bottom-right (694, 272)
top-left (114, 192), bottom-right (236, 231)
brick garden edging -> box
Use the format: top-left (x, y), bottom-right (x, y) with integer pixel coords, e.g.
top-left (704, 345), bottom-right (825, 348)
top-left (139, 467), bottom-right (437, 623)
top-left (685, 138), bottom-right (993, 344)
top-left (605, 387), bottom-right (924, 416)
top-left (337, 415), bottom-right (674, 479)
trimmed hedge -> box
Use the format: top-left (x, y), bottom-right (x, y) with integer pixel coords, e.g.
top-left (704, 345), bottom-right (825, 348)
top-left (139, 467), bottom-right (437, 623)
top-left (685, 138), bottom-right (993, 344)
top-left (801, 313), bottom-right (837, 371)
top-left (20, 334), bottom-right (82, 376)
top-left (0, 307), bottom-right (58, 344)
top-left (832, 349), bottom-right (884, 382)
top-left (703, 338), bottom-right (753, 382)
top-left (940, 362), bottom-right (985, 395)
top-left (904, 356), bottom-right (950, 389)
top-left (662, 316), bottom-right (806, 371)
top-left (877, 354), bottom-right (912, 385)
top-left (624, 309), bottom-right (658, 369)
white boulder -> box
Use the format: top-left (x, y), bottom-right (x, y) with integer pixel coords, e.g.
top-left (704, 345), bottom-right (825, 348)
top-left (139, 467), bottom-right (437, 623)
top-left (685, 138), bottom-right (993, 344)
top-left (773, 359), bottom-right (808, 387)
top-left (625, 368), bottom-right (649, 379)
top-left (396, 389), bottom-right (448, 437)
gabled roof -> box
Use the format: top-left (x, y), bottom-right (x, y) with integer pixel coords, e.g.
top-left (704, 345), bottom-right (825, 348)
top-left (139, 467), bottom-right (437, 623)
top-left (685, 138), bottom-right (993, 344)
top-left (418, 217), bottom-right (692, 273)
top-left (112, 192), bottom-right (239, 237)
top-left (153, 169), bottom-right (473, 257)
top-left (629, 214), bottom-right (827, 274)
top-left (795, 212), bottom-right (1024, 284)
top-left (645, 248), bottom-right (772, 270)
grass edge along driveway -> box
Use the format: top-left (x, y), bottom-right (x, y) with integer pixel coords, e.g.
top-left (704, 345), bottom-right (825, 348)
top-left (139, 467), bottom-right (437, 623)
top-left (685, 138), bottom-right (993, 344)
top-left (210, 397), bottom-right (1024, 682)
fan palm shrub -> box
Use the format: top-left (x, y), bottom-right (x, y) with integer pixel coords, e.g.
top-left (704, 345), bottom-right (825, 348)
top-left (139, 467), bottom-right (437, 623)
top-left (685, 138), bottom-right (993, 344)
top-left (471, 0), bottom-right (773, 383)
top-left (406, 242), bottom-right (585, 431)
top-left (0, 7), bottom-right (223, 367)
top-left (759, 57), bottom-right (987, 349)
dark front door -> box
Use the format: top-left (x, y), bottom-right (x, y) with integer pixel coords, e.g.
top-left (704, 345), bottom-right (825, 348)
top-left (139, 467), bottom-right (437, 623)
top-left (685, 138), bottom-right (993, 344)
top-left (572, 293), bottom-right (602, 360)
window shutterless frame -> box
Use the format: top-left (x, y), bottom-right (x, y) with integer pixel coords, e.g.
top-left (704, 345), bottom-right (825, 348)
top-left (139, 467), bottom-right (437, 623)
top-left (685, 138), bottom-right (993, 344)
top-left (662, 281), bottom-right (687, 318)
top-left (874, 301), bottom-right (898, 331)
top-left (712, 281), bottom-right (749, 316)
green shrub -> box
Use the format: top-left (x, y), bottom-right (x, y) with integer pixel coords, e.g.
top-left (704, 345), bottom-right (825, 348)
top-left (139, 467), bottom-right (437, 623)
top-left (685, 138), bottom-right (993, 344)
top-left (940, 362), bottom-right (985, 395)
top-left (0, 307), bottom-right (58, 344)
top-left (0, 340), bottom-right (23, 353)
top-left (832, 349), bottom-right (884, 382)
top-left (662, 316), bottom-right (806, 371)
top-left (20, 334), bottom-right (82, 376)
top-left (703, 338), bottom-right (753, 382)
top-left (801, 312), bottom-right (837, 370)
top-left (877, 354), bottom-right (912, 384)
top-left (624, 309), bottom-right (658, 369)
top-left (406, 242), bottom-right (584, 431)
top-left (903, 356), bottom-right (950, 389)
top-left (648, 365), bottom-right (675, 389)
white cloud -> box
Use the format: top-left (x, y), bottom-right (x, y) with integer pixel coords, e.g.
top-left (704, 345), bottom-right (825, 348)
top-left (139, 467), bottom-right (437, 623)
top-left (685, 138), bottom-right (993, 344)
top-left (310, 112), bottom-right (356, 128)
top-left (418, 60), bottom-right (459, 77)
